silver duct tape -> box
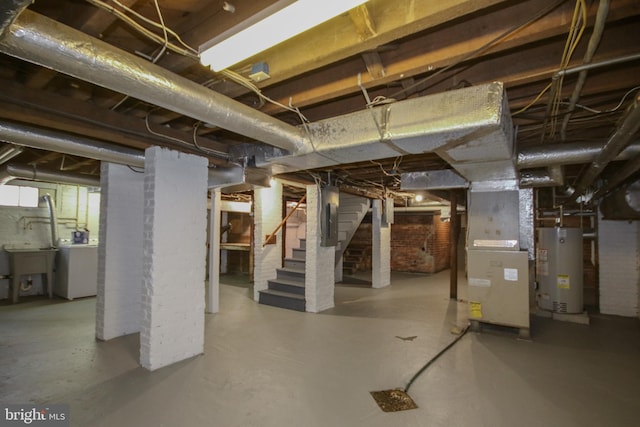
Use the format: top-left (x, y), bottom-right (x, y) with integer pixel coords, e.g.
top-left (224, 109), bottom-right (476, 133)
top-left (519, 166), bottom-right (564, 187)
top-left (519, 188), bottom-right (534, 260)
top-left (400, 170), bottom-right (468, 190)
top-left (0, 10), bottom-right (309, 154)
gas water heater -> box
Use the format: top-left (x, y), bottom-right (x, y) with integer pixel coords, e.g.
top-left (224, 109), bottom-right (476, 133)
top-left (536, 227), bottom-right (583, 314)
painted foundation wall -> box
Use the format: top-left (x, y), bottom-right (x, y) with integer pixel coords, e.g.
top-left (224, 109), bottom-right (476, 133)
top-left (598, 214), bottom-right (640, 318)
top-left (0, 181), bottom-right (100, 300)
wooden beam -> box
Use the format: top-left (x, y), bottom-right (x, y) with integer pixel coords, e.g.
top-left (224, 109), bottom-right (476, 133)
top-left (349, 4), bottom-right (377, 40)
top-left (256, 0), bottom-right (639, 115)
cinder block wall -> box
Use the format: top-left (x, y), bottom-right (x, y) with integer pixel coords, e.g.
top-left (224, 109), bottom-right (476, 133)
top-left (140, 147), bottom-right (208, 370)
top-left (598, 215), bottom-right (640, 317)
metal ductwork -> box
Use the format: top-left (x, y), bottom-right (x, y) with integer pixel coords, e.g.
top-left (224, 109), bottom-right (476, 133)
top-left (519, 165), bottom-right (564, 188)
top-left (600, 179), bottom-right (640, 220)
top-left (0, 0), bottom-right (30, 36)
top-left (0, 163), bottom-right (101, 187)
top-left (0, 120), bottom-right (252, 189)
top-left (569, 94), bottom-right (640, 202)
top-left (0, 144), bottom-right (24, 164)
top-left (0, 120), bottom-right (145, 167)
top-left (0, 9), bottom-right (311, 155)
top-left (41, 193), bottom-right (58, 248)
top-left (243, 82), bottom-right (515, 182)
top-left (517, 140), bottom-right (640, 169)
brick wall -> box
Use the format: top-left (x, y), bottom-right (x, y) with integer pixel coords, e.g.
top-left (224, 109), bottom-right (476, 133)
top-left (140, 147), bottom-right (208, 371)
top-left (96, 163), bottom-right (144, 341)
top-left (390, 213), bottom-right (450, 273)
top-left (253, 181), bottom-right (282, 300)
top-left (305, 184), bottom-right (335, 312)
top-left (348, 212), bottom-right (452, 274)
top-left (598, 214), bottom-right (639, 317)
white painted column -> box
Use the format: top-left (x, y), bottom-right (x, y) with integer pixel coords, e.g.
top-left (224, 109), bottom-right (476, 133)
top-left (207, 189), bottom-right (221, 314)
top-left (305, 184), bottom-right (335, 312)
top-left (372, 199), bottom-right (391, 288)
top-left (140, 147), bottom-right (208, 371)
top-left (96, 162), bottom-right (144, 341)
top-left (598, 214), bottom-right (640, 317)
top-left (253, 180), bottom-right (283, 301)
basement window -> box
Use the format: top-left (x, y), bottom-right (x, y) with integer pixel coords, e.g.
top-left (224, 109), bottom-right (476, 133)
top-left (0, 185), bottom-right (39, 207)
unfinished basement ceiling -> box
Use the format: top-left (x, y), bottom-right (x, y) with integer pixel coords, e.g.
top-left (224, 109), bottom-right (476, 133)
top-left (0, 0), bottom-right (639, 204)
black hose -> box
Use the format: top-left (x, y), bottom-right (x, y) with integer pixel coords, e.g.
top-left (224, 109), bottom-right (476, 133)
top-left (404, 324), bottom-right (470, 393)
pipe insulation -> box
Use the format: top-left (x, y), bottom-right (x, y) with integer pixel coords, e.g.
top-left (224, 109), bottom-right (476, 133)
top-left (0, 163), bottom-right (101, 186)
top-left (569, 94), bottom-right (640, 202)
top-left (0, 120), bottom-right (145, 167)
top-left (0, 10), bottom-right (311, 155)
top-left (517, 140), bottom-right (640, 169)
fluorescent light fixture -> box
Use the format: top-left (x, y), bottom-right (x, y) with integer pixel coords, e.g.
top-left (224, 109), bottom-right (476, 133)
top-left (200, 0), bottom-right (369, 71)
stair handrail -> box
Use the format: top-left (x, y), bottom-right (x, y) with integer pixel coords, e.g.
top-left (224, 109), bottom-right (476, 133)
top-left (263, 194), bottom-right (306, 247)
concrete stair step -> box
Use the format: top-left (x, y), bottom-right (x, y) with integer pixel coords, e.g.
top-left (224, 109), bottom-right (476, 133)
top-left (276, 267), bottom-right (306, 281)
top-left (292, 248), bottom-right (306, 260)
top-left (284, 258), bottom-right (305, 270)
top-left (268, 278), bottom-right (305, 295)
top-left (259, 289), bottom-right (305, 312)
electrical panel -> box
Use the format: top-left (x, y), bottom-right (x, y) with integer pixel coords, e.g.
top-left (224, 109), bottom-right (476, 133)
top-left (320, 185), bottom-right (339, 247)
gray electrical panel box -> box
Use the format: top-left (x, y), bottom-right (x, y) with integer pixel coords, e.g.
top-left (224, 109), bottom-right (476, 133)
top-left (321, 185), bottom-right (339, 247)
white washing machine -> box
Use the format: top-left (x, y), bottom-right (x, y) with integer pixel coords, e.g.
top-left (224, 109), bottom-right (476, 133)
top-left (55, 244), bottom-right (98, 300)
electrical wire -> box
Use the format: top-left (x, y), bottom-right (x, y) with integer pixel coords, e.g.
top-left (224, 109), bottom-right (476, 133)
top-left (84, 0), bottom-right (198, 59)
top-left (404, 323), bottom-right (470, 393)
top-left (86, 0), bottom-right (313, 125)
top-left (544, 0), bottom-right (587, 139)
top-left (370, 0), bottom-right (568, 107)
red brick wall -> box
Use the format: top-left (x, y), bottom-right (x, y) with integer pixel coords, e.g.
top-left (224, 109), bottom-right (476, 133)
top-left (347, 212), bottom-right (452, 273)
top-left (390, 213), bottom-right (451, 273)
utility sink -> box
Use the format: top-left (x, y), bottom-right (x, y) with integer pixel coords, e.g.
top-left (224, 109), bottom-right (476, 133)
top-left (4, 246), bottom-right (59, 304)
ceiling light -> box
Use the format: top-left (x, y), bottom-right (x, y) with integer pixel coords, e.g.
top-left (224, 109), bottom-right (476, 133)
top-left (414, 195), bottom-right (423, 202)
top-left (199, 0), bottom-right (369, 72)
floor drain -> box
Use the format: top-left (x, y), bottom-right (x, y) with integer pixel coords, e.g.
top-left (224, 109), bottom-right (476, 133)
top-left (370, 389), bottom-right (418, 412)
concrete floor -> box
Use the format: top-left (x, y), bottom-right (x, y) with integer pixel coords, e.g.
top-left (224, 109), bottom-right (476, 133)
top-left (1, 270), bottom-right (639, 427)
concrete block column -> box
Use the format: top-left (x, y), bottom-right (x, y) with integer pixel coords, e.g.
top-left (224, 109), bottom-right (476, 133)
top-left (96, 162), bottom-right (144, 341)
top-left (140, 147), bottom-right (208, 371)
top-left (253, 181), bottom-right (283, 301)
top-left (207, 189), bottom-right (221, 314)
top-left (305, 184), bottom-right (335, 312)
top-left (598, 214), bottom-right (640, 317)
top-left (372, 199), bottom-right (391, 289)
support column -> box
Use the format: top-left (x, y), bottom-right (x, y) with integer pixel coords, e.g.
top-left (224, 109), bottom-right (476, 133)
top-left (305, 184), bottom-right (335, 312)
top-left (449, 191), bottom-right (459, 299)
top-left (253, 181), bottom-right (283, 301)
top-left (372, 199), bottom-right (391, 289)
top-left (140, 147), bottom-right (208, 371)
top-left (207, 189), bottom-right (221, 314)
top-left (96, 162), bottom-right (144, 341)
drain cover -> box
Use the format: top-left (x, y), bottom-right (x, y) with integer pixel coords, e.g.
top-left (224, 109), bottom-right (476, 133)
top-left (370, 389), bottom-right (418, 412)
